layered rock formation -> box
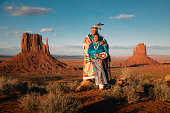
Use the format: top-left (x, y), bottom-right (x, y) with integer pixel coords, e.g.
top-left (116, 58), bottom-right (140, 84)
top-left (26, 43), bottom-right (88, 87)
top-left (21, 33), bottom-right (50, 54)
top-left (123, 43), bottom-right (161, 67)
top-left (0, 33), bottom-right (78, 74)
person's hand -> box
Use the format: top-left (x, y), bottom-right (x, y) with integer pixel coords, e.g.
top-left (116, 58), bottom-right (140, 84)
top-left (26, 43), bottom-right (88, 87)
top-left (88, 41), bottom-right (92, 45)
top-left (100, 41), bottom-right (104, 45)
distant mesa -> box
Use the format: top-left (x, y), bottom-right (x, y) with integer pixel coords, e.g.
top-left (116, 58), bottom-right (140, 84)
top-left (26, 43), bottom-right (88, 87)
top-left (123, 43), bottom-right (161, 67)
top-left (0, 33), bottom-right (78, 74)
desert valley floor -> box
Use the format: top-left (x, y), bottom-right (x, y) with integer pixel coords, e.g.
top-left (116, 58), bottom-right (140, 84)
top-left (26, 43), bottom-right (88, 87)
top-left (0, 56), bottom-right (170, 113)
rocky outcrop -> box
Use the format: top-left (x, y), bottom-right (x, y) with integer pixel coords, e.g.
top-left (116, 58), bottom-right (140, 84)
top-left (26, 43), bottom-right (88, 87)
top-left (21, 33), bottom-right (50, 55)
top-left (0, 33), bottom-right (79, 74)
top-left (133, 43), bottom-right (146, 56)
top-left (123, 43), bottom-right (161, 67)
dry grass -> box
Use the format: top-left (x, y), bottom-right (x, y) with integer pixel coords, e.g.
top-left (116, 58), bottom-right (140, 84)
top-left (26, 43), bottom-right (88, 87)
top-left (0, 76), bottom-right (19, 95)
top-left (153, 79), bottom-right (170, 102)
top-left (101, 84), bottom-right (123, 100)
top-left (101, 68), bottom-right (169, 104)
top-left (38, 92), bottom-right (80, 113)
top-left (123, 85), bottom-right (140, 104)
top-left (19, 89), bottom-right (80, 113)
top-left (120, 67), bottom-right (132, 78)
top-left (19, 92), bottom-right (40, 111)
top-left (45, 81), bottom-right (80, 93)
top-left (101, 83), bottom-right (140, 104)
top-left (19, 81), bottom-right (81, 112)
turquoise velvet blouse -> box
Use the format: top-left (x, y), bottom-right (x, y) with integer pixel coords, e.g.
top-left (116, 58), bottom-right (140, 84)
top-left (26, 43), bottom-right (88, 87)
top-left (88, 41), bottom-right (108, 58)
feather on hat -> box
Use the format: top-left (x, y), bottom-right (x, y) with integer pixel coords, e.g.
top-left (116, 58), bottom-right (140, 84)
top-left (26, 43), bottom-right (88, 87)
top-left (91, 22), bottom-right (104, 30)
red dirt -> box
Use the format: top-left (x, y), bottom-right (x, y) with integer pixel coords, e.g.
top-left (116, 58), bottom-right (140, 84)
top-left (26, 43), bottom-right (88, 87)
top-left (1, 89), bottom-right (169, 113)
top-left (75, 90), bottom-right (170, 113)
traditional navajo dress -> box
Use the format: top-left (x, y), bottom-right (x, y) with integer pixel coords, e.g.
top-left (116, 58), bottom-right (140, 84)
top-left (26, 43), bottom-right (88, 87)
top-left (88, 41), bottom-right (108, 85)
top-left (83, 34), bottom-right (104, 80)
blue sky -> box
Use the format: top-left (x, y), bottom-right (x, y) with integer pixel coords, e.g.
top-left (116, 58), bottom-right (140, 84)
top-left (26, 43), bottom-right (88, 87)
top-left (0, 0), bottom-right (170, 56)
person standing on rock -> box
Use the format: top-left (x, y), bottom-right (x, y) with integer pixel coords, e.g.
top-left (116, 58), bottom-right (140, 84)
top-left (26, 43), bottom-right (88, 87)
top-left (77, 23), bottom-right (111, 90)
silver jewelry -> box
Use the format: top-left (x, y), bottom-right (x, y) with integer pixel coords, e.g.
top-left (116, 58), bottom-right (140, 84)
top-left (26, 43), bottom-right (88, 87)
top-left (94, 43), bottom-right (99, 50)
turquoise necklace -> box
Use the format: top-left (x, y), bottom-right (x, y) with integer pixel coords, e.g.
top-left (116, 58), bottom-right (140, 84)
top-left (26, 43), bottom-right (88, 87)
top-left (94, 42), bottom-right (99, 50)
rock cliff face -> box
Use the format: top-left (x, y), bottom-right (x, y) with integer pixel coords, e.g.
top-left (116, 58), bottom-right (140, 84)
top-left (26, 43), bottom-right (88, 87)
top-left (0, 33), bottom-right (79, 74)
top-left (21, 33), bottom-right (50, 55)
top-left (133, 43), bottom-right (146, 56)
top-left (123, 43), bottom-right (161, 67)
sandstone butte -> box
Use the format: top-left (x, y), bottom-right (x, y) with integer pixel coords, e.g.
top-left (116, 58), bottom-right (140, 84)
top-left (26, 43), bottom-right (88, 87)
top-left (123, 43), bottom-right (161, 67)
top-left (0, 33), bottom-right (78, 74)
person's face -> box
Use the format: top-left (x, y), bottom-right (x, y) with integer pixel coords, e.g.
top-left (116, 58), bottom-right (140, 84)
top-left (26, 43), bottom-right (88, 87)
top-left (91, 28), bottom-right (98, 35)
top-left (94, 35), bottom-right (99, 42)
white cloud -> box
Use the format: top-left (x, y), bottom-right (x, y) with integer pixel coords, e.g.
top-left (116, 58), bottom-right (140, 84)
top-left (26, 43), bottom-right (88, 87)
top-left (0, 32), bottom-right (10, 35)
top-left (24, 31), bottom-right (32, 33)
top-left (5, 6), bottom-right (52, 16)
top-left (64, 44), bottom-right (83, 49)
top-left (13, 30), bottom-right (32, 34)
top-left (40, 28), bottom-right (54, 32)
top-left (109, 14), bottom-right (135, 20)
top-left (0, 27), bottom-right (8, 29)
top-left (13, 31), bottom-right (23, 34)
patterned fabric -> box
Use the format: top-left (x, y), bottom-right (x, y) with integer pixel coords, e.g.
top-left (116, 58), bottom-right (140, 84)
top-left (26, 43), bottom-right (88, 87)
top-left (83, 34), bottom-right (108, 80)
top-left (91, 59), bottom-right (108, 85)
top-left (83, 35), bottom-right (95, 80)
top-left (88, 41), bottom-right (108, 58)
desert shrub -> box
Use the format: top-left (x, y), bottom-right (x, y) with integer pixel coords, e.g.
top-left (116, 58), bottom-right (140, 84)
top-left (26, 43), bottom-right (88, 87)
top-left (123, 85), bottom-right (140, 104)
top-left (45, 81), bottom-right (80, 94)
top-left (0, 76), bottom-right (19, 95)
top-left (136, 73), bottom-right (153, 81)
top-left (153, 79), bottom-right (170, 102)
top-left (27, 82), bottom-right (47, 95)
top-left (101, 84), bottom-right (123, 100)
top-left (126, 74), bottom-right (153, 94)
top-left (19, 92), bottom-right (40, 111)
top-left (83, 81), bottom-right (97, 91)
top-left (65, 81), bottom-right (80, 92)
top-left (76, 80), bottom-right (97, 92)
top-left (19, 92), bottom-right (81, 113)
top-left (119, 67), bottom-right (132, 78)
top-left (0, 77), bottom-right (6, 94)
top-left (45, 83), bottom-right (59, 94)
top-left (38, 92), bottom-right (81, 113)
top-left (101, 83), bottom-right (140, 104)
